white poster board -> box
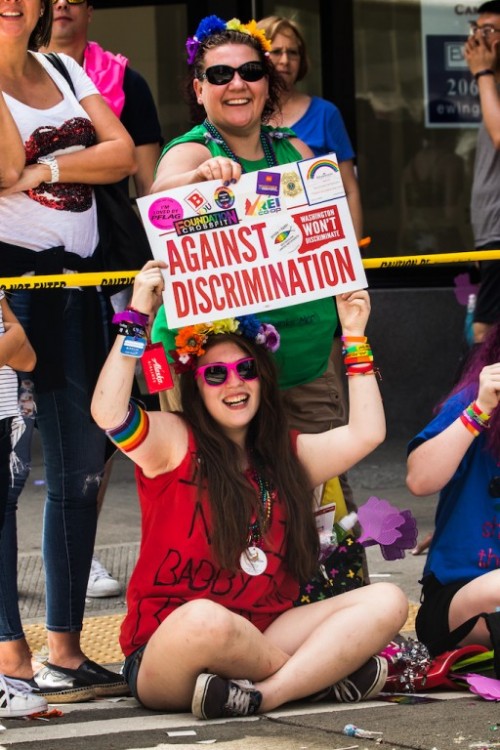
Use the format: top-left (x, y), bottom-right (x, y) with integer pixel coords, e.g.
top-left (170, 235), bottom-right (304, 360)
top-left (137, 155), bottom-right (366, 328)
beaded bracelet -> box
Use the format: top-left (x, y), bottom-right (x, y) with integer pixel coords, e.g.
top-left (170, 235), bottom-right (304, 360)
top-left (117, 322), bottom-right (147, 339)
top-left (106, 400), bottom-right (150, 452)
top-left (460, 401), bottom-right (491, 437)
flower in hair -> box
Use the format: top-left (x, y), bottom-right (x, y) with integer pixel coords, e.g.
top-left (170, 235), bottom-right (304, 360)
top-left (236, 314), bottom-right (261, 340)
top-left (170, 315), bottom-right (280, 374)
top-left (212, 318), bottom-right (239, 335)
top-left (185, 37), bottom-right (200, 66)
top-left (170, 349), bottom-right (196, 374)
top-left (175, 325), bottom-right (208, 357)
top-left (255, 323), bottom-right (280, 353)
top-left (241, 20), bottom-right (272, 52)
top-left (186, 15), bottom-right (272, 63)
top-left (195, 15), bottom-right (226, 42)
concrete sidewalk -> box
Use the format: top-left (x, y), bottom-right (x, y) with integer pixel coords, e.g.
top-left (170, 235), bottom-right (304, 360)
top-left (11, 434), bottom-right (497, 750)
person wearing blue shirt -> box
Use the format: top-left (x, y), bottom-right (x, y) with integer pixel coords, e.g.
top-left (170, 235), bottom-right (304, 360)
top-left (257, 16), bottom-right (362, 238)
top-left (407, 324), bottom-right (500, 657)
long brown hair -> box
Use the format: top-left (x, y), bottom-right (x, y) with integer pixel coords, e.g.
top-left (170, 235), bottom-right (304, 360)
top-left (30, 2), bottom-right (53, 51)
top-left (180, 333), bottom-right (319, 581)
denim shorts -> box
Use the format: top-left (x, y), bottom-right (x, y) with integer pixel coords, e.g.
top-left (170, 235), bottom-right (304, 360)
top-left (122, 644), bottom-right (146, 704)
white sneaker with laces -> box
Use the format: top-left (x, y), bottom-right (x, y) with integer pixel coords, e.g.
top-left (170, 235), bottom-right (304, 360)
top-left (86, 555), bottom-right (122, 598)
top-left (0, 674), bottom-right (48, 718)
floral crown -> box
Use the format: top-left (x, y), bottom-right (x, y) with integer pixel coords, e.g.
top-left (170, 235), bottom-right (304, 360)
top-left (186, 15), bottom-right (272, 66)
top-left (170, 315), bottom-right (280, 374)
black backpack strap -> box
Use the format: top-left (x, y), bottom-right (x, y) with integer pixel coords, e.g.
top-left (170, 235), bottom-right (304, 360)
top-left (428, 611), bottom-right (500, 678)
top-left (44, 52), bottom-right (76, 96)
top-left (483, 611), bottom-right (500, 678)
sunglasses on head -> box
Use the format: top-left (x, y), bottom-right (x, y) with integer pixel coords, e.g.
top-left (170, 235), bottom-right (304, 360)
top-left (195, 357), bottom-right (258, 386)
top-left (51, 0), bottom-right (86, 4)
top-left (201, 62), bottom-right (266, 86)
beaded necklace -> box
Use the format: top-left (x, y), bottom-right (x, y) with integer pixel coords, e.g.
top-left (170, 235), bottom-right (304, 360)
top-left (247, 468), bottom-right (275, 548)
top-left (203, 118), bottom-right (278, 173)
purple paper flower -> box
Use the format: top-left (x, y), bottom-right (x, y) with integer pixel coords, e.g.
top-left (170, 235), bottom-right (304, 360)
top-left (186, 36), bottom-right (200, 65)
top-left (466, 673), bottom-right (500, 700)
top-left (357, 496), bottom-right (418, 561)
top-left (256, 323), bottom-right (280, 353)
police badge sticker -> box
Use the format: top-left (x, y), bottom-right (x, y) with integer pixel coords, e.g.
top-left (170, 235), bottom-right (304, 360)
top-left (281, 171), bottom-right (302, 198)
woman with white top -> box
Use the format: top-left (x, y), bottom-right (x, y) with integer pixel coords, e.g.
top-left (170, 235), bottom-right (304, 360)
top-left (0, 0), bottom-right (135, 710)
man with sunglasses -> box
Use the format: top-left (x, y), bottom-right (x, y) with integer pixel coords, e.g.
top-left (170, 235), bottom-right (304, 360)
top-left (43, 0), bottom-right (163, 598)
top-left (464, 1), bottom-right (500, 345)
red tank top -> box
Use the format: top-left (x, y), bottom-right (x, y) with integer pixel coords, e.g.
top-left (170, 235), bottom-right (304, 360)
top-left (120, 429), bottom-right (299, 656)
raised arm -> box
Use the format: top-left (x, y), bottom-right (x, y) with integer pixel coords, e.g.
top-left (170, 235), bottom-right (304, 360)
top-left (464, 35), bottom-right (500, 148)
top-left (407, 363), bottom-right (500, 496)
top-left (91, 260), bottom-right (188, 477)
top-left (296, 289), bottom-right (385, 486)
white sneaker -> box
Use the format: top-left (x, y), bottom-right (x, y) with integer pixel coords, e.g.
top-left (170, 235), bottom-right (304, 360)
top-left (86, 556), bottom-right (122, 598)
top-left (0, 674), bottom-right (48, 718)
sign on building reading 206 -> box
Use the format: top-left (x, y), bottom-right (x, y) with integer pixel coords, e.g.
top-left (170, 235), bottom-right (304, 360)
top-left (137, 154), bottom-right (366, 328)
top-left (421, 0), bottom-right (481, 127)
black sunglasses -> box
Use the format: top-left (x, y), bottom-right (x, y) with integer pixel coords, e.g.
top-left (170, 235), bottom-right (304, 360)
top-left (201, 62), bottom-right (266, 86)
top-left (195, 357), bottom-right (258, 386)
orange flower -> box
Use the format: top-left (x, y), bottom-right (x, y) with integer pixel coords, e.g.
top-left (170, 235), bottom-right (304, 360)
top-left (175, 326), bottom-right (206, 356)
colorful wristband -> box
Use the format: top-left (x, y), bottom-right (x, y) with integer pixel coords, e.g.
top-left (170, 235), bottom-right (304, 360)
top-left (469, 401), bottom-right (491, 423)
top-left (113, 309), bottom-right (149, 327)
top-left (117, 322), bottom-right (147, 339)
top-left (460, 412), bottom-right (480, 437)
top-left (106, 400), bottom-right (150, 452)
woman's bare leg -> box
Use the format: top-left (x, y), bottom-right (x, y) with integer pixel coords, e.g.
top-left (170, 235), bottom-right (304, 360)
top-left (136, 582), bottom-right (407, 712)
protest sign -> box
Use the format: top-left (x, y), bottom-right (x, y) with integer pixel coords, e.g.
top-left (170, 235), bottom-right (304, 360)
top-left (137, 155), bottom-right (366, 328)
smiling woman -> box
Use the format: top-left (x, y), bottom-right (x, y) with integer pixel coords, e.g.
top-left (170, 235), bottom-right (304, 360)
top-left (91, 257), bottom-right (408, 719)
top-left (0, 0), bottom-right (135, 717)
top-left (150, 15), bottom-right (344, 394)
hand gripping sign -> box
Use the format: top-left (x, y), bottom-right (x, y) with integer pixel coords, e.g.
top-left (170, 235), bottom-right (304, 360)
top-left (137, 154), bottom-right (367, 328)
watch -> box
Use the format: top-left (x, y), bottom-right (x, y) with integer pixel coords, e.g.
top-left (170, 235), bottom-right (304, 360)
top-left (37, 154), bottom-right (60, 184)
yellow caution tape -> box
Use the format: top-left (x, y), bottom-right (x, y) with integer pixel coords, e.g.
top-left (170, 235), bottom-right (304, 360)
top-left (0, 270), bottom-right (138, 290)
top-left (362, 249), bottom-right (500, 269)
top-left (0, 250), bottom-right (499, 290)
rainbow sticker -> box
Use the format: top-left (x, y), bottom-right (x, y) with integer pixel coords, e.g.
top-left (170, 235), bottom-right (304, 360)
top-left (306, 159), bottom-right (339, 179)
top-left (274, 230), bottom-right (291, 244)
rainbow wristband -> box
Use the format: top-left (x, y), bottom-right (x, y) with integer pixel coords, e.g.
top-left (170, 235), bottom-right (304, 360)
top-left (106, 400), bottom-right (150, 452)
top-left (459, 401), bottom-right (491, 438)
top-left (341, 335), bottom-right (367, 343)
top-left (460, 412), bottom-right (480, 437)
top-left (469, 401), bottom-right (491, 424)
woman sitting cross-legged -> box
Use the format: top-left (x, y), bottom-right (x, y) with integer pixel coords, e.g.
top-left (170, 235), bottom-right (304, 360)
top-left (91, 260), bottom-right (408, 719)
